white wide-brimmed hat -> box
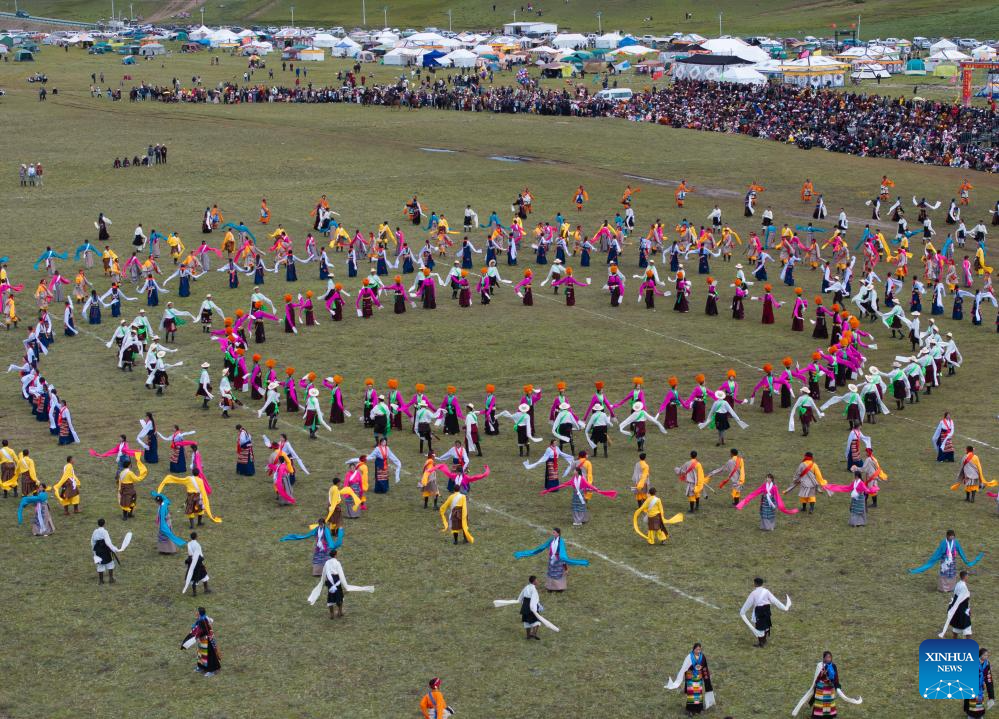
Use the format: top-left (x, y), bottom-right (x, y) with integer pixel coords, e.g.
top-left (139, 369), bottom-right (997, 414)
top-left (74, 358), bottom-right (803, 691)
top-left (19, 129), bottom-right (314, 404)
top-left (714, 390), bottom-right (726, 400)
top-left (518, 403), bottom-right (530, 413)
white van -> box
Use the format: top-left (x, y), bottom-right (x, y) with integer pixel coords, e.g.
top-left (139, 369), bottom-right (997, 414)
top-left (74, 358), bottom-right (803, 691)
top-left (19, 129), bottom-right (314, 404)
top-left (595, 87), bottom-right (634, 101)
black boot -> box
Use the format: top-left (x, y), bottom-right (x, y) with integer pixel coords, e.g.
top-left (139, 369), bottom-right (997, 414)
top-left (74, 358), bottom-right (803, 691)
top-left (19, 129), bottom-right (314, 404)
top-left (453, 533), bottom-right (459, 545)
top-left (108, 569), bottom-right (115, 584)
top-left (423, 497), bottom-right (429, 508)
top-left (808, 503), bottom-right (815, 514)
top-left (123, 510), bottom-right (129, 521)
top-left (695, 498), bottom-right (700, 511)
top-left (688, 501), bottom-right (696, 513)
top-left (197, 515), bottom-right (203, 526)
top-left (98, 572), bottom-right (104, 585)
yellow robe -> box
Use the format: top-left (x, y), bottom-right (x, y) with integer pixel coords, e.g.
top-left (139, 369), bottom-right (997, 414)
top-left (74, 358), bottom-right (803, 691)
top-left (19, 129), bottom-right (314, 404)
top-left (52, 463), bottom-right (81, 507)
top-left (439, 492), bottom-right (473, 543)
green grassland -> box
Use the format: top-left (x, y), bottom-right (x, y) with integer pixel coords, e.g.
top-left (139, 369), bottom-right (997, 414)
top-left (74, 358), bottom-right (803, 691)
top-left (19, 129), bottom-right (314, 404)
top-left (7, 0), bottom-right (999, 41)
top-left (0, 48), bottom-right (998, 719)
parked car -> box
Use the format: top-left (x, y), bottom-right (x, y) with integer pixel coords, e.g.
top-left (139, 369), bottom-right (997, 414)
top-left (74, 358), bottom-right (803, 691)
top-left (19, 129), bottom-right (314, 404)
top-left (957, 38), bottom-right (978, 48)
top-left (912, 36), bottom-right (931, 50)
top-left (595, 87), bottom-right (634, 102)
top-left (15, 9), bottom-right (29, 17)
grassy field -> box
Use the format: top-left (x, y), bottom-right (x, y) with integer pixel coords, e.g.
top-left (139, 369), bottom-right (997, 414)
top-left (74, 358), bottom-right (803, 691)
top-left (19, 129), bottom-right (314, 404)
top-left (6, 0), bottom-right (999, 40)
top-left (1, 48), bottom-right (998, 719)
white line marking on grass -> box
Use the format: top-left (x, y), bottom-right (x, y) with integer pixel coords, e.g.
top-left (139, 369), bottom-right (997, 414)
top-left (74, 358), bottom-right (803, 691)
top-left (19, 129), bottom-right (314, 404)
top-left (475, 499), bottom-right (721, 610)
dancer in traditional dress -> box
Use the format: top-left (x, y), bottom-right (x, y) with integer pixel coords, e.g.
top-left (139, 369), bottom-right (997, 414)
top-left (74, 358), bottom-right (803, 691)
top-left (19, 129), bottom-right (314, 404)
top-left (786, 452), bottom-right (830, 514)
top-left (181, 608), bottom-right (221, 675)
top-left (513, 528), bottom-right (588, 592)
top-left (633, 487), bottom-right (683, 544)
top-left (17, 483), bottom-right (55, 536)
top-left (541, 465), bottom-right (617, 526)
top-left (439, 488), bottom-right (473, 544)
top-left (90, 518), bottom-right (130, 584)
top-left (52, 456), bottom-right (81, 515)
top-left (965, 648), bottom-right (995, 719)
top-left (932, 412), bottom-right (956, 462)
top-left (791, 652), bottom-right (862, 717)
top-left (676, 450), bottom-right (709, 513)
top-left (739, 577), bottom-right (791, 647)
top-left (699, 390), bottom-right (748, 445)
top-left (940, 571), bottom-right (973, 638)
top-left (910, 530), bottom-right (983, 592)
top-left (419, 678), bottom-right (454, 719)
top-left (952, 446), bottom-right (994, 503)
top-left (664, 643), bottom-right (715, 715)
top-left (736, 474), bottom-right (798, 530)
top-left (183, 531), bottom-right (211, 595)
top-left (523, 440), bottom-right (574, 491)
top-left (709, 448), bottom-right (745, 506)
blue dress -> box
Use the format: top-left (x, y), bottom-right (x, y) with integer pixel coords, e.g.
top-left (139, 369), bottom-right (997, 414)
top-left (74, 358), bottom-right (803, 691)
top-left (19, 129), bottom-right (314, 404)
top-left (179, 275), bottom-right (190, 297)
top-left (347, 256), bottom-right (357, 277)
top-left (402, 255), bottom-right (414, 274)
top-left (376, 256), bottom-right (388, 275)
top-left (580, 248), bottom-right (590, 267)
top-left (88, 303), bottom-right (102, 325)
top-left (146, 286), bottom-right (159, 307)
top-left (783, 264), bottom-right (794, 286)
top-left (536, 245), bottom-right (547, 265)
top-left (507, 245), bottom-right (517, 266)
top-left (698, 252), bottom-right (710, 275)
top-left (319, 256), bottom-right (329, 280)
top-left (254, 264), bottom-right (265, 284)
top-left (461, 245), bottom-right (473, 269)
top-left (952, 294), bottom-right (964, 320)
top-left (286, 258), bottom-right (297, 282)
top-left (144, 431), bottom-right (159, 463)
top-left (228, 270), bottom-right (239, 289)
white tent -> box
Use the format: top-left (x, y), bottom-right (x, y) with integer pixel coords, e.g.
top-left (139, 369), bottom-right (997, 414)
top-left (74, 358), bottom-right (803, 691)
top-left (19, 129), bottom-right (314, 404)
top-left (971, 45), bottom-right (997, 60)
top-left (405, 32), bottom-right (447, 45)
top-left (612, 44), bottom-right (656, 57)
top-left (332, 38), bottom-right (362, 58)
top-left (472, 44), bottom-right (497, 55)
top-left (443, 48), bottom-right (477, 68)
top-left (928, 49), bottom-right (971, 63)
top-left (699, 37), bottom-right (769, 64)
top-left (311, 33), bottom-right (339, 48)
top-left (237, 29), bottom-right (256, 38)
top-left (188, 25), bottom-right (212, 41)
top-left (553, 33), bottom-right (588, 49)
top-left (383, 47), bottom-right (421, 65)
top-left (851, 63), bottom-right (891, 79)
top-left (676, 33), bottom-right (706, 43)
top-left (929, 38), bottom-right (957, 53)
top-left (373, 31), bottom-right (399, 45)
top-left (528, 45), bottom-right (557, 54)
top-left (594, 32), bottom-right (623, 49)
top-left (717, 66), bottom-right (767, 85)
top-left (138, 42), bottom-right (165, 56)
top-left (211, 29), bottom-right (240, 46)
top-left (243, 41), bottom-right (273, 55)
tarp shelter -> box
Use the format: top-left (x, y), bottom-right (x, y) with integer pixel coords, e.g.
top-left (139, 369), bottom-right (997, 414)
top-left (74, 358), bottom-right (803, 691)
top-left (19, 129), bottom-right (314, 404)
top-left (904, 58), bottom-right (926, 75)
top-left (672, 54), bottom-right (749, 81)
top-left (14, 49), bottom-right (33, 61)
top-left (138, 43), bottom-right (165, 56)
top-left (975, 78), bottom-right (999, 98)
top-left (421, 49), bottom-right (447, 66)
top-left (932, 64), bottom-right (958, 77)
top-left (553, 33), bottom-right (587, 49)
top-left (929, 38), bottom-right (957, 53)
top-left (699, 37), bottom-right (769, 64)
top-left (332, 38), bottom-right (362, 58)
top-left (443, 49), bottom-right (477, 68)
top-left (122, 55), bottom-right (136, 64)
top-left (298, 48), bottom-right (324, 61)
top-left (927, 49), bottom-right (971, 70)
top-left (181, 42), bottom-right (202, 53)
top-left (717, 66), bottom-right (767, 85)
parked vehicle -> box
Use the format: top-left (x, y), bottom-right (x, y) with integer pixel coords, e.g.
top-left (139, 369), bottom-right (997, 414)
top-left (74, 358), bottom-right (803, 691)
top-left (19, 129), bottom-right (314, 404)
top-left (595, 87), bottom-right (634, 101)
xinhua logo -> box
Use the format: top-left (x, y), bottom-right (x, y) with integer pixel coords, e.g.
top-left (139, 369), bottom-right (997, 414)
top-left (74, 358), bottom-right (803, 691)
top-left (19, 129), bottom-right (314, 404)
top-left (919, 639), bottom-right (980, 699)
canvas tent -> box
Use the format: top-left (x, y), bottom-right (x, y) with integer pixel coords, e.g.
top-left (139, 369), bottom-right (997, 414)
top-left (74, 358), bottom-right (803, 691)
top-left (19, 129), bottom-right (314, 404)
top-left (851, 63), bottom-right (890, 80)
top-left (672, 54), bottom-right (749, 81)
top-left (14, 48), bottom-right (33, 61)
top-left (717, 66), bottom-right (767, 85)
top-left (594, 32), bottom-right (622, 49)
top-left (929, 38), bottom-right (957, 53)
top-left (904, 58), bottom-right (926, 75)
top-left (699, 37), bottom-right (769, 64)
top-left (421, 49), bottom-right (447, 66)
top-left (443, 49), bottom-right (477, 68)
top-left (780, 56), bottom-right (848, 87)
top-left (138, 42), bottom-right (165, 56)
top-left (383, 47), bottom-right (420, 65)
top-left (553, 33), bottom-right (587, 49)
top-left (311, 33), bottom-right (338, 48)
top-left (332, 38), bottom-right (362, 58)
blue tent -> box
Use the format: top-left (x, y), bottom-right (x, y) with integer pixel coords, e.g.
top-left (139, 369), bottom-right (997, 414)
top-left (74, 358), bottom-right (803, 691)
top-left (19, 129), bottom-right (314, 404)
top-left (122, 55), bottom-right (136, 65)
top-left (421, 49), bottom-right (446, 67)
top-left (617, 36), bottom-right (637, 48)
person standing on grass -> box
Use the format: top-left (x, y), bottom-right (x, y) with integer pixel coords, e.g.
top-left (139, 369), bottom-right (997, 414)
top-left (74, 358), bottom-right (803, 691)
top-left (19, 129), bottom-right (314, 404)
top-left (181, 607), bottom-right (221, 676)
top-left (420, 677), bottom-right (453, 718)
top-left (739, 577), bottom-right (791, 648)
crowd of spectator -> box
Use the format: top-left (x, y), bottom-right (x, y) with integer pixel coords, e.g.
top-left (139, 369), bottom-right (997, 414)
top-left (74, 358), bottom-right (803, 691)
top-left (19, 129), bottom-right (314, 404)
top-left (124, 76), bottom-right (998, 171)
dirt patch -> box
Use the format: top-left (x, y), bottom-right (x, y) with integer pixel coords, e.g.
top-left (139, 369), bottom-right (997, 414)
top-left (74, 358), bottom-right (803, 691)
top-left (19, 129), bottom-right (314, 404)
top-left (146, 0), bottom-right (203, 23)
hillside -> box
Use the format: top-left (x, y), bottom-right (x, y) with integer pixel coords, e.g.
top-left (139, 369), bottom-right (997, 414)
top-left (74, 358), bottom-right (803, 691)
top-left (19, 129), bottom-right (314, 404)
top-left (5, 0), bottom-right (998, 40)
